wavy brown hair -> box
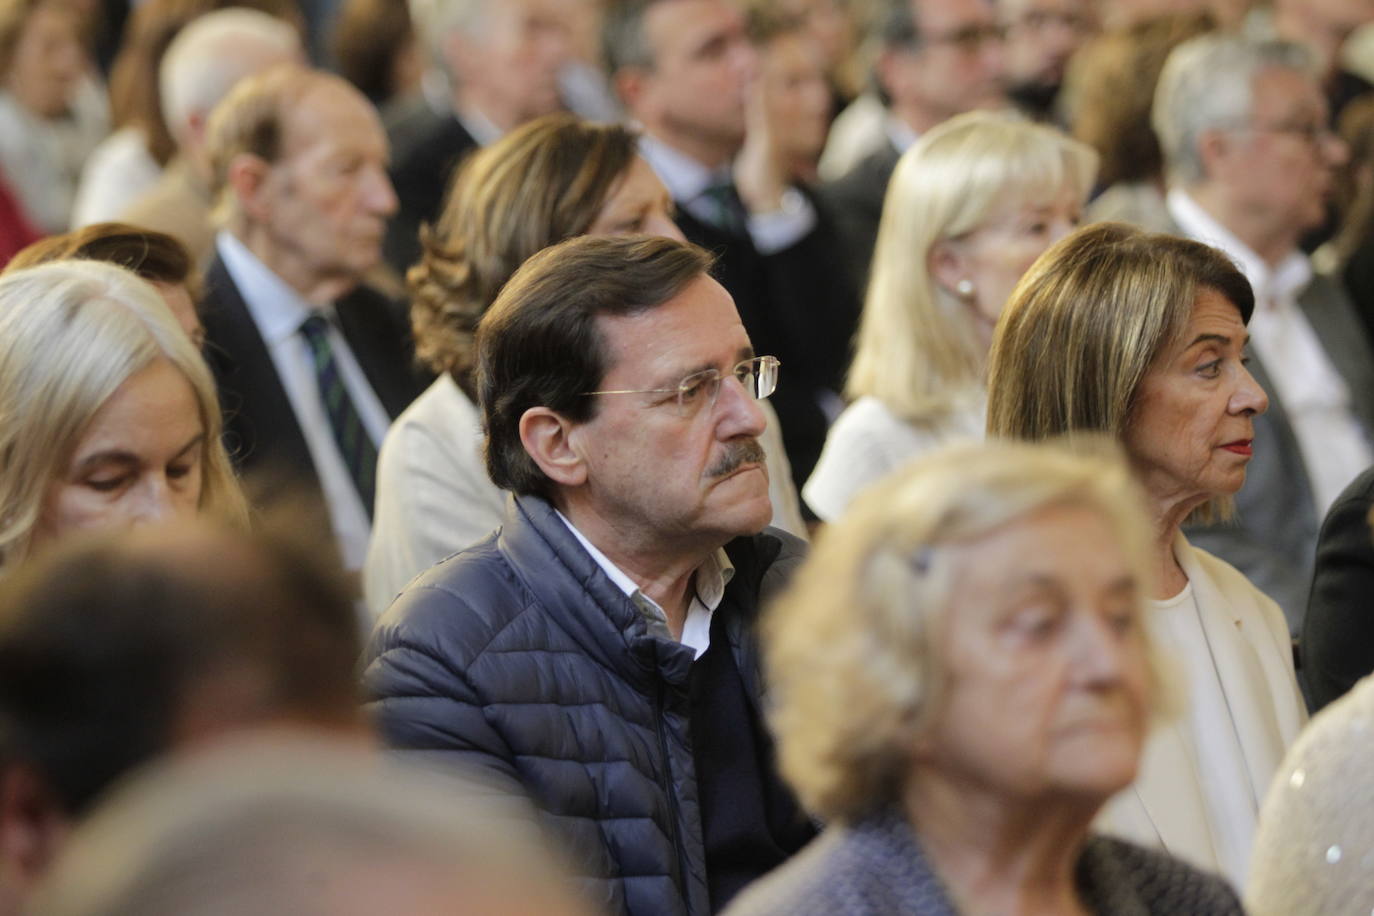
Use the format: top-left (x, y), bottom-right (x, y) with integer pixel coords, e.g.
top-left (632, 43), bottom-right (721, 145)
top-left (407, 114), bottom-right (639, 390)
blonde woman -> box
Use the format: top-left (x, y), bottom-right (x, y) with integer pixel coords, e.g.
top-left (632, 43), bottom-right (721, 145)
top-left (0, 259), bottom-right (246, 570)
top-left (728, 440), bottom-right (1243, 915)
top-left (803, 110), bottom-right (1096, 520)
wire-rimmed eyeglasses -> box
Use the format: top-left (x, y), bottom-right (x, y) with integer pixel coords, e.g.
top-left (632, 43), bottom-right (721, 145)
top-left (582, 355), bottom-right (780, 418)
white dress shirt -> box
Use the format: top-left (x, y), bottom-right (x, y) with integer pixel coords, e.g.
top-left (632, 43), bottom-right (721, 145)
top-left (1167, 189), bottom-right (1373, 515)
top-left (638, 133), bottom-right (816, 255)
top-left (556, 510), bottom-right (733, 660)
top-left (215, 231), bottom-right (391, 571)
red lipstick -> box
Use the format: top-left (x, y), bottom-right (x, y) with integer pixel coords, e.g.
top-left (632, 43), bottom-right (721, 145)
top-left (1220, 440), bottom-right (1253, 456)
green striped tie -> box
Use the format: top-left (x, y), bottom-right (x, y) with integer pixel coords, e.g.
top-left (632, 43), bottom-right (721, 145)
top-left (299, 314), bottom-right (378, 518)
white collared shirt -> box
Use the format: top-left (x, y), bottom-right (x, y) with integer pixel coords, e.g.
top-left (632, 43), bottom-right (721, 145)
top-left (884, 115), bottom-right (920, 155)
top-left (215, 231), bottom-right (392, 571)
top-left (555, 510), bottom-right (734, 660)
top-left (637, 133), bottom-right (816, 255)
top-left (1167, 189), bottom-right (1373, 515)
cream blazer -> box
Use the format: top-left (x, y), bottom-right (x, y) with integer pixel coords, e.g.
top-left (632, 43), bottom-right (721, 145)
top-left (1097, 534), bottom-right (1307, 888)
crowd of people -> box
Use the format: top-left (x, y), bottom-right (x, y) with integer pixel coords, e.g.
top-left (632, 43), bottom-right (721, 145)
top-left (5, 0), bottom-right (1374, 912)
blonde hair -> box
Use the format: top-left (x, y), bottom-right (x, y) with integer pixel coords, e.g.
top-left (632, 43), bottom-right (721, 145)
top-left (764, 438), bottom-right (1162, 823)
top-left (0, 260), bottom-right (248, 569)
top-left (986, 222), bottom-right (1254, 520)
top-left (847, 110), bottom-right (1097, 422)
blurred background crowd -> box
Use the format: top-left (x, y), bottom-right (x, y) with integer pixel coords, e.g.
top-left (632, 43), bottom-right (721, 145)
top-left (6, 0), bottom-right (1374, 912)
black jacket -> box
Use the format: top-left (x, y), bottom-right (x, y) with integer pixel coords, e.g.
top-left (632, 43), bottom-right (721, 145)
top-left (382, 96), bottom-right (478, 275)
top-left (363, 494), bottom-right (808, 916)
top-left (200, 253), bottom-right (426, 495)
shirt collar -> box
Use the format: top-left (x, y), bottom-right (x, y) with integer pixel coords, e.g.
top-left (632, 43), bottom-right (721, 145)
top-left (215, 230), bottom-right (332, 345)
top-left (885, 115), bottom-right (920, 154)
top-left (554, 509), bottom-right (736, 615)
top-left (638, 133), bottom-right (728, 204)
top-left (1166, 188), bottom-right (1311, 305)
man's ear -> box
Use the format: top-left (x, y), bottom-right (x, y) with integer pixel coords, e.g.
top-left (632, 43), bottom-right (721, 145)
top-left (519, 407), bottom-right (589, 488)
top-left (613, 65), bottom-right (651, 113)
top-left (1195, 127), bottom-right (1234, 182)
top-left (225, 153), bottom-right (275, 224)
top-left (928, 238), bottom-right (969, 298)
top-left (0, 761), bottom-right (69, 896)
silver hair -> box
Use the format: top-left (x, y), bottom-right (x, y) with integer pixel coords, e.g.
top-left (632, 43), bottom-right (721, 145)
top-left (1152, 33), bottom-right (1315, 186)
top-left (158, 8), bottom-right (300, 141)
top-left (407, 0), bottom-right (492, 72)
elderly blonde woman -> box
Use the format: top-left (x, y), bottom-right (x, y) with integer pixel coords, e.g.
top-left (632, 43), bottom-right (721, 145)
top-left (986, 222), bottom-right (1307, 887)
top-left (726, 440), bottom-right (1244, 915)
top-left (0, 259), bottom-right (246, 570)
top-left (365, 114), bottom-right (805, 615)
top-left (802, 110), bottom-right (1096, 520)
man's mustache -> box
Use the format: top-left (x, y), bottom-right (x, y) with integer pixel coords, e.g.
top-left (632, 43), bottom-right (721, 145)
top-left (708, 439), bottom-right (767, 478)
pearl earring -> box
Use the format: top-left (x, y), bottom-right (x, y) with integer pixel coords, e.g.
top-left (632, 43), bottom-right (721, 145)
top-left (955, 279), bottom-right (975, 300)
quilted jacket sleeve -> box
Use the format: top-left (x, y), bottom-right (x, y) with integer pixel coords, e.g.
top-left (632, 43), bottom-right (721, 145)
top-left (361, 583), bottom-right (531, 805)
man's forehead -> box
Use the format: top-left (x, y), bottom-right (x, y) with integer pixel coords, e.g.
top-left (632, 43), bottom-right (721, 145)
top-left (279, 80), bottom-right (387, 156)
top-left (596, 276), bottom-right (750, 370)
top-left (1252, 65), bottom-right (1324, 115)
top-left (916, 0), bottom-right (998, 32)
top-left (645, 0), bottom-right (744, 58)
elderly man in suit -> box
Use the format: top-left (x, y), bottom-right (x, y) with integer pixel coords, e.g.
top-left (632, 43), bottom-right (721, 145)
top-left (1151, 33), bottom-right (1374, 634)
top-left (200, 65), bottom-right (426, 574)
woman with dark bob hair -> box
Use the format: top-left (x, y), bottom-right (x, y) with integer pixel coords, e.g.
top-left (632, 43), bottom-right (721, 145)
top-left (985, 222), bottom-right (1306, 887)
top-left (726, 439), bottom-right (1244, 915)
top-left (364, 114), bottom-right (805, 614)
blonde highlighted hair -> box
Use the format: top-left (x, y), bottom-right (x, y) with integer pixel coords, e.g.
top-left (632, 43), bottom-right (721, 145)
top-left (0, 260), bottom-right (247, 569)
top-left (764, 438), bottom-right (1164, 823)
top-left (986, 222), bottom-right (1254, 520)
top-left (847, 110), bottom-right (1097, 422)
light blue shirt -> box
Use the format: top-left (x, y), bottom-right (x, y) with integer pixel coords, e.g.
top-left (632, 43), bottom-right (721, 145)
top-left (638, 133), bottom-right (816, 255)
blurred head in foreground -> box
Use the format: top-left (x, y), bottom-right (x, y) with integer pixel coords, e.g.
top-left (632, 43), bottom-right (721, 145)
top-left (0, 516), bottom-right (365, 904)
top-left (28, 735), bottom-right (591, 916)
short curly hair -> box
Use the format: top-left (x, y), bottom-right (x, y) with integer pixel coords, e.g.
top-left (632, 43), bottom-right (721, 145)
top-left (764, 438), bottom-right (1164, 823)
top-left (407, 114), bottom-right (640, 385)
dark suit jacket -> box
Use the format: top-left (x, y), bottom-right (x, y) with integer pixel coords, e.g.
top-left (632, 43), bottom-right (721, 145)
top-left (201, 253), bottom-right (427, 503)
top-left (817, 140), bottom-right (900, 297)
top-left (673, 199), bottom-right (859, 489)
top-left (1302, 464), bottom-right (1374, 711)
top-left (382, 96), bottom-right (479, 276)
top-left (1185, 272), bottom-right (1374, 636)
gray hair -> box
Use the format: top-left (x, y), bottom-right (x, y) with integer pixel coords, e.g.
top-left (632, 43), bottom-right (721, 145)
top-left (408, 0), bottom-right (492, 71)
top-left (1152, 33), bottom-right (1315, 185)
top-left (158, 8), bottom-right (301, 142)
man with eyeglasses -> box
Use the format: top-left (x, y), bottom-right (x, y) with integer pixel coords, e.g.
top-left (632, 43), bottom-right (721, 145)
top-left (999, 0), bottom-right (1096, 123)
top-left (364, 235), bottom-right (816, 916)
top-left (821, 0), bottom-right (1007, 291)
top-left (1151, 33), bottom-right (1374, 637)
top-left (604, 0), bottom-right (860, 494)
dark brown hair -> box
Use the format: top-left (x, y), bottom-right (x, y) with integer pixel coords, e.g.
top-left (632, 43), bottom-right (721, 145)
top-left (330, 0), bottom-right (414, 104)
top-left (1064, 11), bottom-right (1215, 187)
top-left (6, 221), bottom-right (197, 298)
top-left (408, 114), bottom-right (640, 386)
top-left (0, 513), bottom-right (361, 816)
top-left (477, 235), bottom-right (713, 499)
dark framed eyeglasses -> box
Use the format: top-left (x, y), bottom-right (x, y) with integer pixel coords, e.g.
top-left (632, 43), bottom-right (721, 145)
top-left (582, 355), bottom-right (780, 418)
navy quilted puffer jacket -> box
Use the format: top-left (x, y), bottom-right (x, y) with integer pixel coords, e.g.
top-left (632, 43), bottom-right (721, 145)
top-left (362, 494), bottom-right (807, 916)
